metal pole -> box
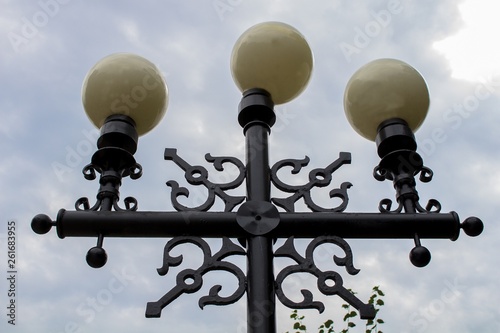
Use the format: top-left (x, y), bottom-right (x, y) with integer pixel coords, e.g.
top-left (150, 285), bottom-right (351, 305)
top-left (245, 122), bottom-right (276, 333)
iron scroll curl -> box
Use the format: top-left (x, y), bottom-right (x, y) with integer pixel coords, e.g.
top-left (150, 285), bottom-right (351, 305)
top-left (274, 236), bottom-right (376, 319)
top-left (146, 236), bottom-right (247, 318)
top-left (270, 152), bottom-right (352, 213)
top-left (164, 148), bottom-right (246, 212)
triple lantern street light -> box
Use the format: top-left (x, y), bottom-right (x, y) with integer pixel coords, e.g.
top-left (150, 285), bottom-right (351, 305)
top-left (31, 22), bottom-right (483, 333)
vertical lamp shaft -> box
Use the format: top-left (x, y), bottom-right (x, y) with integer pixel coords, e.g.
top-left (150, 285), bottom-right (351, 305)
top-left (245, 122), bottom-right (276, 333)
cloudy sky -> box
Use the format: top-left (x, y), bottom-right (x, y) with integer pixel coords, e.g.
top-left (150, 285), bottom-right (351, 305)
top-left (1, 0), bottom-right (499, 332)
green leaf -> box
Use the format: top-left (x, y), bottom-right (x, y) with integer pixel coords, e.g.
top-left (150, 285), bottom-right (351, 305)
top-left (286, 286), bottom-right (385, 333)
top-left (343, 310), bottom-right (357, 321)
top-left (373, 286), bottom-right (385, 296)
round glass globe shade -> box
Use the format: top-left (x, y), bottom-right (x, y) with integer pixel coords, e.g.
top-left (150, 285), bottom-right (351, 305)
top-left (230, 21), bottom-right (313, 105)
top-left (82, 53), bottom-right (168, 136)
top-left (343, 58), bottom-right (429, 141)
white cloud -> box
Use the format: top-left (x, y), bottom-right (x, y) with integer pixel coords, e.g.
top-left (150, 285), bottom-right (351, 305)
top-left (434, 0), bottom-right (500, 81)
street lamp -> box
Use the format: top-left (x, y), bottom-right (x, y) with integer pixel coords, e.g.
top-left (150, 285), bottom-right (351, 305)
top-left (31, 21), bottom-right (483, 333)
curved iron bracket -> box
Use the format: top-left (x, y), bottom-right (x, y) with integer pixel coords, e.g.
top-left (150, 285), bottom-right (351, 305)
top-left (374, 161), bottom-right (441, 214)
top-left (270, 152), bottom-right (352, 212)
top-left (164, 148), bottom-right (246, 212)
top-left (274, 236), bottom-right (376, 319)
top-left (76, 161), bottom-right (142, 212)
top-left (146, 236), bottom-right (247, 318)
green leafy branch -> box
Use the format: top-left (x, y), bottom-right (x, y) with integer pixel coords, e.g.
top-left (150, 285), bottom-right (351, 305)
top-left (285, 286), bottom-right (385, 333)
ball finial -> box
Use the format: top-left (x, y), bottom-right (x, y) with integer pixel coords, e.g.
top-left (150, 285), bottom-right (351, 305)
top-left (31, 214), bottom-right (53, 234)
top-left (461, 217), bottom-right (484, 237)
top-left (409, 246), bottom-right (431, 267)
top-left (86, 246), bottom-right (108, 268)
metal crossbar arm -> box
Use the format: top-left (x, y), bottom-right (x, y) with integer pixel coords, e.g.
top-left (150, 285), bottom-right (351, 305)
top-left (34, 209), bottom-right (474, 241)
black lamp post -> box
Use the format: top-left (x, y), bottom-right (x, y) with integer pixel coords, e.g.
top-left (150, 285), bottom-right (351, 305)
top-left (31, 22), bottom-right (483, 333)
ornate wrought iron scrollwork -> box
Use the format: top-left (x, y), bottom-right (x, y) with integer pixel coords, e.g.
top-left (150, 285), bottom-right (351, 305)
top-left (270, 152), bottom-right (352, 212)
top-left (75, 163), bottom-right (141, 212)
top-left (373, 120), bottom-right (442, 216)
top-left (374, 157), bottom-right (441, 214)
top-left (146, 236), bottom-right (247, 318)
top-left (164, 148), bottom-right (246, 212)
top-left (75, 160), bottom-right (142, 268)
top-left (274, 236), bottom-right (376, 319)
top-left (373, 141), bottom-right (443, 267)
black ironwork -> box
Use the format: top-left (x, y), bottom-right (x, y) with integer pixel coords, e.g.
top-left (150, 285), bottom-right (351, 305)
top-left (164, 148), bottom-right (246, 212)
top-left (146, 236), bottom-right (246, 318)
top-left (76, 114), bottom-right (142, 213)
top-left (31, 88), bottom-right (484, 333)
top-left (270, 152), bottom-right (352, 212)
top-left (274, 236), bottom-right (375, 319)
